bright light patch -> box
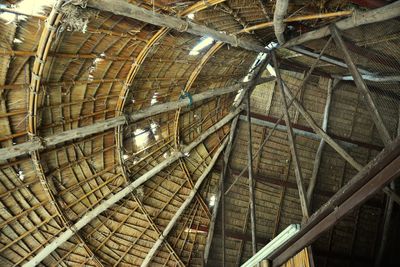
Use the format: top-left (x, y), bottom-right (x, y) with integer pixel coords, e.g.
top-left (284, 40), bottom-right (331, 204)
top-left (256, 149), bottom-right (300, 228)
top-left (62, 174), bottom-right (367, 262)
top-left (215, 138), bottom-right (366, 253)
top-left (13, 38), bottom-right (23, 44)
top-left (18, 170), bottom-right (25, 181)
top-left (187, 13), bottom-right (194, 20)
top-left (0, 0), bottom-right (54, 23)
top-left (134, 128), bottom-right (149, 149)
top-left (122, 154), bottom-right (129, 161)
top-left (150, 92), bottom-right (159, 106)
top-left (189, 37), bottom-right (214, 56)
top-left (209, 195), bottom-right (216, 207)
top-left (267, 64), bottom-right (277, 77)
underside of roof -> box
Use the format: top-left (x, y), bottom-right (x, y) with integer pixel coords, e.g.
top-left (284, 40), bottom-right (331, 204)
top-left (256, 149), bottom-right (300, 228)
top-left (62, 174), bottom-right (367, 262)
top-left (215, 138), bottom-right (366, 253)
top-left (0, 0), bottom-right (399, 266)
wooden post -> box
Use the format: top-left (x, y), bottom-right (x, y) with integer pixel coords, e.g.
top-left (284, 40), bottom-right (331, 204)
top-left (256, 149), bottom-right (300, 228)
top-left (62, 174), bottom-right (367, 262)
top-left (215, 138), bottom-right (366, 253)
top-left (272, 51), bottom-right (310, 219)
top-left (247, 91), bottom-right (258, 255)
top-left (203, 115), bottom-right (239, 265)
top-left (281, 81), bottom-right (363, 172)
top-left (306, 79), bottom-right (335, 207)
top-left (140, 137), bottom-right (229, 267)
top-left (329, 24), bottom-right (392, 146)
top-left (283, 1), bottom-right (400, 47)
top-left (86, 0), bottom-right (267, 53)
top-left (271, 137), bottom-right (400, 266)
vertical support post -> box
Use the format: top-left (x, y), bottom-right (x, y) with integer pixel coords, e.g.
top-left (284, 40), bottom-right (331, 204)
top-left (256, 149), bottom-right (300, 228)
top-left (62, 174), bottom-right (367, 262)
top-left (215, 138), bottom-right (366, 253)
top-left (272, 51), bottom-right (315, 266)
top-left (203, 116), bottom-right (239, 266)
top-left (221, 159), bottom-right (226, 267)
top-left (329, 24), bottom-right (392, 146)
top-left (272, 51), bottom-right (309, 219)
top-left (374, 104), bottom-right (400, 266)
top-left (306, 79), bottom-right (335, 207)
top-left (247, 91), bottom-right (258, 255)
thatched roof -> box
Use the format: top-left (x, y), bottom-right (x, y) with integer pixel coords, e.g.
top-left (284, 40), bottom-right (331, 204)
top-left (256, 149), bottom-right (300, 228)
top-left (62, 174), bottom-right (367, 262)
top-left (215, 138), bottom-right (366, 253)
top-left (0, 0), bottom-right (399, 266)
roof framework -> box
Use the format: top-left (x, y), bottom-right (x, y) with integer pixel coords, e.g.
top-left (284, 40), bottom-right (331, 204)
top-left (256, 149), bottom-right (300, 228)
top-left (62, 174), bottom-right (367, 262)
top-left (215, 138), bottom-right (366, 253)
top-left (0, 0), bottom-right (399, 266)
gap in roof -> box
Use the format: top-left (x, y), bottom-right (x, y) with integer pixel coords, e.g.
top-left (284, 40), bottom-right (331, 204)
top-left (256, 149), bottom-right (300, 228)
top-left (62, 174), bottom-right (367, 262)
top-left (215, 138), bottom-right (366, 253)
top-left (189, 37), bottom-right (214, 56)
top-left (187, 13), bottom-right (194, 20)
top-left (0, 0), bottom-right (54, 23)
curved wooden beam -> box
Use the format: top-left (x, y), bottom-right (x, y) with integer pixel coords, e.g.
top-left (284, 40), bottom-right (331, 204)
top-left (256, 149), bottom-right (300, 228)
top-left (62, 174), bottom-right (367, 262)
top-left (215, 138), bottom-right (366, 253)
top-left (26, 2), bottom-right (104, 266)
top-left (114, 4), bottom-right (225, 253)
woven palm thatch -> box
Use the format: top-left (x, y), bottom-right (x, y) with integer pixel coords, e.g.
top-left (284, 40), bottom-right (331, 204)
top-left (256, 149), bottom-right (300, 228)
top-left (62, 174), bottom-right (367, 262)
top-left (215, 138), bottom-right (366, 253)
top-left (0, 0), bottom-right (399, 267)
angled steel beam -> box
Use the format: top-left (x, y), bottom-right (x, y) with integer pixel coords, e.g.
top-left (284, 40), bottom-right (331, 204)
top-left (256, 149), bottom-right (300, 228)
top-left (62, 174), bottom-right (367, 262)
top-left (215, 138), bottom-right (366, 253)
top-left (21, 107), bottom-right (242, 267)
top-left (271, 137), bottom-right (400, 266)
top-left (86, 0), bottom-right (267, 53)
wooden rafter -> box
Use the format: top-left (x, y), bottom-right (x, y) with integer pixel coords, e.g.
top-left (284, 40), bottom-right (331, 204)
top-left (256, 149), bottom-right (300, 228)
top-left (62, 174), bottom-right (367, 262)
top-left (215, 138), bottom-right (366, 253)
top-left (329, 25), bottom-right (392, 146)
top-left (0, 83), bottom-right (249, 161)
top-left (283, 1), bottom-right (400, 47)
top-left (86, 0), bottom-right (267, 53)
top-left (22, 106), bottom-right (242, 266)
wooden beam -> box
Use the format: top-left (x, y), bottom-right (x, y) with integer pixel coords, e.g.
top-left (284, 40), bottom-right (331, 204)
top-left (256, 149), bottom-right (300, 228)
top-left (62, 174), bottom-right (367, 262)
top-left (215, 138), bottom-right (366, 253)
top-left (86, 0), bottom-right (267, 53)
top-left (0, 83), bottom-right (251, 161)
top-left (246, 91), bottom-right (258, 255)
top-left (283, 1), bottom-right (400, 47)
top-left (21, 107), bottom-right (242, 267)
top-left (329, 24), bottom-right (392, 146)
top-left (240, 10), bottom-right (352, 33)
top-left (383, 187), bottom-right (400, 206)
top-left (242, 112), bottom-right (383, 151)
top-left (272, 51), bottom-right (309, 218)
top-left (216, 166), bottom-right (384, 209)
top-left (203, 115), bottom-right (239, 265)
top-left (280, 80), bottom-right (363, 172)
top-left (140, 137), bottom-right (229, 267)
top-left (306, 79), bottom-right (335, 207)
top-left (350, 0), bottom-right (387, 8)
top-left (271, 137), bottom-right (400, 266)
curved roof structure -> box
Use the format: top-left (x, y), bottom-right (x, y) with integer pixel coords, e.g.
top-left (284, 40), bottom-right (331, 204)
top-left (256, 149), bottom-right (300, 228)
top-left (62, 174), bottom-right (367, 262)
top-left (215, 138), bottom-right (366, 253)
top-left (0, 0), bottom-right (399, 266)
